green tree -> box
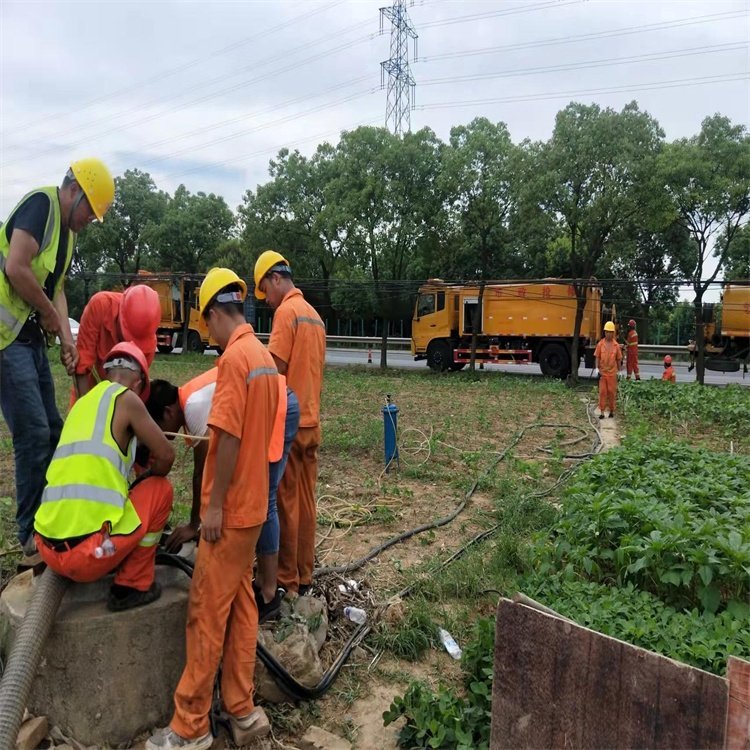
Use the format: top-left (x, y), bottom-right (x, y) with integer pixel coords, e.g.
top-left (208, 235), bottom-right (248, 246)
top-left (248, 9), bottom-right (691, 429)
top-left (149, 185), bottom-right (235, 273)
top-left (530, 101), bottom-right (665, 382)
top-left (659, 115), bottom-right (750, 383)
top-left (440, 117), bottom-right (519, 369)
top-left (724, 223), bottom-right (750, 280)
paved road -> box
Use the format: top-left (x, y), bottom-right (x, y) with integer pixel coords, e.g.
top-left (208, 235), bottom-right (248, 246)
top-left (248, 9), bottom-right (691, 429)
top-left (326, 348), bottom-right (749, 387)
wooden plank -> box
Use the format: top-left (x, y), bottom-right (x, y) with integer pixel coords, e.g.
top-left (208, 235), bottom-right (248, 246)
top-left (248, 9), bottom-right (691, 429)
top-left (490, 598), bottom-right (728, 750)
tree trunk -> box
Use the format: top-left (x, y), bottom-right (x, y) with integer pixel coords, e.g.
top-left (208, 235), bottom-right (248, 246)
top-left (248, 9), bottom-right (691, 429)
top-left (693, 294), bottom-right (706, 385)
top-left (469, 281), bottom-right (485, 372)
top-left (568, 287), bottom-right (587, 386)
top-left (380, 316), bottom-right (388, 370)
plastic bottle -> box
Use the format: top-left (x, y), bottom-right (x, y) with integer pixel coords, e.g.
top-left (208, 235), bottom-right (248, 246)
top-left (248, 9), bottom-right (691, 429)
top-left (94, 533), bottom-right (116, 559)
top-left (344, 606), bottom-right (367, 625)
top-left (438, 628), bottom-right (462, 660)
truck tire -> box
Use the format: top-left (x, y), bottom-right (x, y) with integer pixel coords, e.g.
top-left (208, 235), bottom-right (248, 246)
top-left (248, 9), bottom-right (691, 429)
top-left (538, 342), bottom-right (570, 379)
top-left (157, 344), bottom-right (174, 354)
top-left (187, 330), bottom-right (204, 354)
top-left (449, 362), bottom-right (466, 371)
top-left (427, 341), bottom-right (451, 372)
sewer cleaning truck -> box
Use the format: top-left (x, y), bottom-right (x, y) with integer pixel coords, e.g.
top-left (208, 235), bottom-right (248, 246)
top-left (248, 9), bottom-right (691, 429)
top-left (411, 280), bottom-right (608, 377)
top-left (689, 282), bottom-right (750, 372)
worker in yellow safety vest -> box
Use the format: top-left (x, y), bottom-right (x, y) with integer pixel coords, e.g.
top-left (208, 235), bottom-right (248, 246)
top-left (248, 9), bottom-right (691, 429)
top-left (34, 341), bottom-right (176, 611)
top-left (0, 159), bottom-right (115, 561)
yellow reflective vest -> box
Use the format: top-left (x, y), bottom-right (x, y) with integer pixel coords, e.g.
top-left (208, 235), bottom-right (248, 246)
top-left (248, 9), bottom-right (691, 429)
top-left (35, 381), bottom-right (141, 540)
top-left (0, 187), bottom-right (75, 349)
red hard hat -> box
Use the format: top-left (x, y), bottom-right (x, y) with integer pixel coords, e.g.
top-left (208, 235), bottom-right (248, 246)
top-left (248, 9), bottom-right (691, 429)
top-left (664, 355), bottom-right (672, 365)
top-left (628, 319), bottom-right (636, 327)
top-left (119, 285), bottom-right (160, 356)
top-left (104, 341), bottom-right (151, 401)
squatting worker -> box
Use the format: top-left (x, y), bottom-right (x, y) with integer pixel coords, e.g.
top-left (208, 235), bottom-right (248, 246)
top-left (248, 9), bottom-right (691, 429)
top-left (148, 267), bottom-right (278, 750)
top-left (594, 320), bottom-right (622, 420)
top-left (254, 250), bottom-right (325, 597)
top-left (0, 158), bottom-right (114, 559)
top-left (34, 342), bottom-right (175, 611)
top-left (74, 284), bottom-right (161, 399)
top-left (145, 370), bottom-right (299, 622)
top-left (662, 355), bottom-right (677, 382)
top-left (626, 319), bottom-right (640, 381)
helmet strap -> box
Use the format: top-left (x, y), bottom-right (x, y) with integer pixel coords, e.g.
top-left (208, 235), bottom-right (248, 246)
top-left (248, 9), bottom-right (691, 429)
top-left (65, 186), bottom-right (87, 230)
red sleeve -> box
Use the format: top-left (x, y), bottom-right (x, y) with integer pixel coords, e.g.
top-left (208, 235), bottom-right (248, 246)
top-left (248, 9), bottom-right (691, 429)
top-left (75, 294), bottom-right (106, 375)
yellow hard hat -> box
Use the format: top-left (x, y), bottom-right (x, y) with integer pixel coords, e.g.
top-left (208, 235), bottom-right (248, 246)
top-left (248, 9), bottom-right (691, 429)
top-left (70, 158), bottom-right (115, 221)
top-left (604, 321), bottom-right (616, 332)
top-left (199, 267), bottom-right (248, 315)
top-left (254, 250), bottom-right (289, 300)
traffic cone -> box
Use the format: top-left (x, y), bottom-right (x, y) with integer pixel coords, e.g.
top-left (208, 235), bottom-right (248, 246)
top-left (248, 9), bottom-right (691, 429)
top-left (367, 348), bottom-right (372, 364)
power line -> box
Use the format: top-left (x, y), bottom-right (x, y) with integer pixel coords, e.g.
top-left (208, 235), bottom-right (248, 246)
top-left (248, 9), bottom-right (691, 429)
top-left (417, 10), bottom-right (747, 64)
top-left (416, 72), bottom-right (748, 110)
top-left (418, 42), bottom-right (747, 87)
top-left (0, 0), bottom-right (346, 143)
top-left (419, 0), bottom-right (584, 29)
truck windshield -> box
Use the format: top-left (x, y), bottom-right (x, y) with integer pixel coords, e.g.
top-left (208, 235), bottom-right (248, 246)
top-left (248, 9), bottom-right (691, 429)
top-left (417, 293), bottom-right (436, 318)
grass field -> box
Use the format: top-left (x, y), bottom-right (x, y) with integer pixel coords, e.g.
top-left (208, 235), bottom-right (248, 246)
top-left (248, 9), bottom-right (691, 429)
top-left (0, 351), bottom-right (746, 748)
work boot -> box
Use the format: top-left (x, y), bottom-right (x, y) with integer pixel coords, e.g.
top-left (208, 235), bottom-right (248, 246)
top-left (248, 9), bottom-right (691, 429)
top-left (598, 414), bottom-right (604, 420)
top-left (227, 707), bottom-right (270, 745)
top-left (19, 535), bottom-right (42, 568)
top-left (298, 583), bottom-right (312, 597)
top-left (145, 727), bottom-right (212, 750)
top-left (258, 587), bottom-right (285, 624)
top-left (107, 581), bottom-right (161, 612)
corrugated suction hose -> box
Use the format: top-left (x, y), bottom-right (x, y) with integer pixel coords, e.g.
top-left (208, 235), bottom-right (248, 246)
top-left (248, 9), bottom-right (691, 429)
top-left (0, 570), bottom-right (70, 750)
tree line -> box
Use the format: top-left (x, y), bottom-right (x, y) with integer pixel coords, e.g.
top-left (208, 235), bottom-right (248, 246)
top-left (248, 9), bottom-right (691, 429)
top-left (74, 100), bottom-right (750, 383)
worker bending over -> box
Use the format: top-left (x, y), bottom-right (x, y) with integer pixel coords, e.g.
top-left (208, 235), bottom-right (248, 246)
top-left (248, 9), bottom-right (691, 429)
top-left (594, 321), bottom-right (622, 419)
top-left (254, 251), bottom-right (326, 597)
top-left (0, 158), bottom-right (114, 559)
top-left (74, 284), bottom-right (161, 398)
top-left (626, 319), bottom-right (640, 380)
top-left (146, 369), bottom-right (300, 621)
top-left (148, 268), bottom-right (278, 750)
top-left (34, 342), bottom-right (175, 611)
top-left (662, 355), bottom-right (676, 382)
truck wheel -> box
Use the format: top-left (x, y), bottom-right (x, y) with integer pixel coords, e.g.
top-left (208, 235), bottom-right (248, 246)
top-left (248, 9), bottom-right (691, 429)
top-left (427, 341), bottom-right (451, 372)
top-left (157, 344), bottom-right (174, 354)
top-left (449, 362), bottom-right (466, 371)
top-left (539, 343), bottom-right (570, 379)
top-left (187, 330), bottom-right (204, 353)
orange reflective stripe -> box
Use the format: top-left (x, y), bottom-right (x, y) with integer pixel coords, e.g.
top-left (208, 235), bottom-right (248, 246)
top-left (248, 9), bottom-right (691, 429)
top-left (178, 367), bottom-right (218, 413)
top-left (268, 375), bottom-right (287, 462)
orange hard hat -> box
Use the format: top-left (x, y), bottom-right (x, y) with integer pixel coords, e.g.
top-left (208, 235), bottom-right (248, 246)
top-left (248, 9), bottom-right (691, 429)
top-left (664, 355), bottom-right (672, 365)
top-left (628, 319), bottom-right (636, 327)
top-left (119, 285), bottom-right (160, 356)
top-left (104, 341), bottom-right (151, 401)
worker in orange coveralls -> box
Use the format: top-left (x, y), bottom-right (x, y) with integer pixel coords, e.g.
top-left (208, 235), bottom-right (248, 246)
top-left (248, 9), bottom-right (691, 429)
top-left (662, 355), bottom-right (677, 382)
top-left (73, 285), bottom-right (161, 398)
top-left (594, 320), bottom-right (622, 420)
top-left (625, 318), bottom-right (640, 380)
top-left (253, 250), bottom-right (326, 598)
top-left (147, 267), bottom-right (278, 750)
top-left (34, 342), bottom-right (175, 611)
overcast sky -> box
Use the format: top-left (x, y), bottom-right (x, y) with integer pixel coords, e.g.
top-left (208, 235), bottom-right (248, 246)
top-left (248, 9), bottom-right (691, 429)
top-left (1, 0), bottom-right (748, 224)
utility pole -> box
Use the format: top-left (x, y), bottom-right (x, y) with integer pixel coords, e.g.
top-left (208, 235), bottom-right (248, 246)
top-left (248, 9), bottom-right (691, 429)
top-left (379, 1), bottom-right (418, 135)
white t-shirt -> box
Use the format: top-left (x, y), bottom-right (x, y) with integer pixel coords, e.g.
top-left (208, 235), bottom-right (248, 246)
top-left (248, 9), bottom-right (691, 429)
top-left (183, 381), bottom-right (216, 446)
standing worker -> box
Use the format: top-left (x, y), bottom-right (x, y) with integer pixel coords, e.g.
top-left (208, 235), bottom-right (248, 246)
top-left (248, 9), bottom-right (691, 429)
top-left (34, 342), bottom-right (175, 610)
top-left (148, 268), bottom-right (278, 750)
top-left (625, 319), bottom-right (640, 380)
top-left (254, 250), bottom-right (326, 597)
top-left (0, 158), bottom-right (114, 559)
top-left (594, 321), bottom-right (623, 420)
top-left (662, 355), bottom-right (677, 382)
top-left (74, 284), bottom-right (161, 398)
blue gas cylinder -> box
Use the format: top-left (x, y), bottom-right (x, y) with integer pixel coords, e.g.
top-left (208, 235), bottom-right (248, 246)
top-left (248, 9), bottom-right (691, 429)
top-left (382, 400), bottom-right (399, 471)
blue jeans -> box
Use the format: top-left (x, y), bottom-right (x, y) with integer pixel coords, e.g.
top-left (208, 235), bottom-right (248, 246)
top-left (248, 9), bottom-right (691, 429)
top-left (257, 388), bottom-right (300, 555)
top-left (0, 337), bottom-right (63, 544)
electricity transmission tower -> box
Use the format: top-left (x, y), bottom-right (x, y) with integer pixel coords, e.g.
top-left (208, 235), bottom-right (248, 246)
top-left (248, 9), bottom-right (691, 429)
top-left (379, 1), bottom-right (418, 135)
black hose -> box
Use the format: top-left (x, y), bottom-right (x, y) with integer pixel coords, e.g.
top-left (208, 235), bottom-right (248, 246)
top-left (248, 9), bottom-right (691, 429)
top-left (0, 570), bottom-right (71, 750)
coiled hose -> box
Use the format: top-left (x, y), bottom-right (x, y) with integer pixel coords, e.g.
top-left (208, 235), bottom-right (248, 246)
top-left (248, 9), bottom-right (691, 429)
top-left (0, 569), bottom-right (70, 750)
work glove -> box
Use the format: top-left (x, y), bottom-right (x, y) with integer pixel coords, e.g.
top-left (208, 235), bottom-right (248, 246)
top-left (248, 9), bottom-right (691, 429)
top-left (592, 368), bottom-right (599, 379)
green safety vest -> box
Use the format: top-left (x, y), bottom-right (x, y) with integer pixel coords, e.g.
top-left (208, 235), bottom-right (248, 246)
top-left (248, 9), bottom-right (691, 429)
top-left (0, 186), bottom-right (75, 349)
top-left (35, 381), bottom-right (141, 540)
